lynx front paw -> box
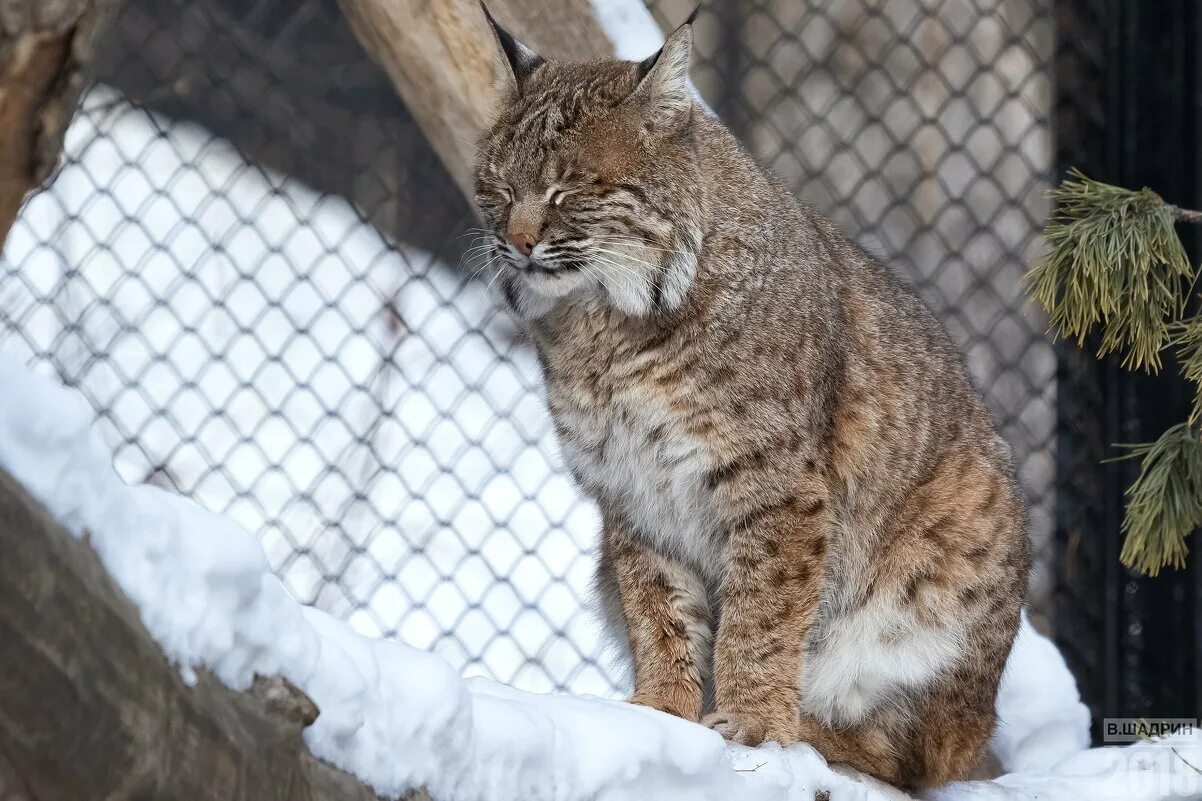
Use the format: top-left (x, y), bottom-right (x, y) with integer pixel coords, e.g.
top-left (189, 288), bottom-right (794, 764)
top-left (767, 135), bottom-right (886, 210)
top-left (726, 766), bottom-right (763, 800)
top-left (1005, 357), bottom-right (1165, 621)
top-left (703, 710), bottom-right (798, 747)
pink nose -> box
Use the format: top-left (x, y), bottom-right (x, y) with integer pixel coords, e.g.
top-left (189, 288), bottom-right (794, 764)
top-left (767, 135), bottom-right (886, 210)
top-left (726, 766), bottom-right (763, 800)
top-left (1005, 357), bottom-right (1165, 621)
top-left (507, 231), bottom-right (537, 256)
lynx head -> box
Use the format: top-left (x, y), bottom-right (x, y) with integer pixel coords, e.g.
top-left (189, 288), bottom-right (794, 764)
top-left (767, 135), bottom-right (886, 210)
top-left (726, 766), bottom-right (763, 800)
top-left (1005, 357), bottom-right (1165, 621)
top-left (473, 5), bottom-right (705, 319)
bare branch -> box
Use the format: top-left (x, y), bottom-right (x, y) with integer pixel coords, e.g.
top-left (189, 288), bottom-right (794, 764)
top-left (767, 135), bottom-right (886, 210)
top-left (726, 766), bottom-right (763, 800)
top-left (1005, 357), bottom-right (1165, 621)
top-left (1169, 205), bottom-right (1202, 225)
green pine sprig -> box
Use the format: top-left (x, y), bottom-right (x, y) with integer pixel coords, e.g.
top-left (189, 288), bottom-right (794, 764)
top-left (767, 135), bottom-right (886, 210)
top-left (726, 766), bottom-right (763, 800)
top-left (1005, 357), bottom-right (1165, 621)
top-left (1112, 424), bottom-right (1202, 576)
top-left (1026, 169), bottom-right (1193, 371)
top-left (1172, 313), bottom-right (1202, 425)
top-left (1026, 169), bottom-right (1202, 576)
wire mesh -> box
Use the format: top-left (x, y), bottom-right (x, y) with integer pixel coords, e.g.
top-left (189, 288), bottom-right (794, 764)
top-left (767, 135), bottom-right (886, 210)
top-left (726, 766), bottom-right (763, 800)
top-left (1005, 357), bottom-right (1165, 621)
top-left (0, 0), bottom-right (1055, 699)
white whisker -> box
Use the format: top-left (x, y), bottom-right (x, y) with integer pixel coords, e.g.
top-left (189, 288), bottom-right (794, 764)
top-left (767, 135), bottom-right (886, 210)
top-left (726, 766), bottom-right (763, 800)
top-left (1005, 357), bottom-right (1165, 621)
top-left (590, 248), bottom-right (661, 271)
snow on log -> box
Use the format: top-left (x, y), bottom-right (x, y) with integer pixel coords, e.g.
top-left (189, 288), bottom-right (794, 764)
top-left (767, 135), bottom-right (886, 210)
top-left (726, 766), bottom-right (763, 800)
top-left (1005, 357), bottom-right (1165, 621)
top-left (0, 353), bottom-right (888, 801)
top-left (0, 466), bottom-right (391, 800)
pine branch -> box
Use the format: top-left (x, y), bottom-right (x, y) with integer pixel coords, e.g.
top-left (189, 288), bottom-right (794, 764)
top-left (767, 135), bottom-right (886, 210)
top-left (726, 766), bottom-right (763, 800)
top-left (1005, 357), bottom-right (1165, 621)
top-left (1112, 424), bottom-right (1202, 576)
top-left (1026, 169), bottom-right (1194, 371)
top-left (1173, 312), bottom-right (1202, 425)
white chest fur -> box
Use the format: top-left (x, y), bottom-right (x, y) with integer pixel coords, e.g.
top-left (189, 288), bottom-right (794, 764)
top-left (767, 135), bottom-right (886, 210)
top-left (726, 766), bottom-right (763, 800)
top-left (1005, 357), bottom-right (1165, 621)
top-left (553, 388), bottom-right (724, 577)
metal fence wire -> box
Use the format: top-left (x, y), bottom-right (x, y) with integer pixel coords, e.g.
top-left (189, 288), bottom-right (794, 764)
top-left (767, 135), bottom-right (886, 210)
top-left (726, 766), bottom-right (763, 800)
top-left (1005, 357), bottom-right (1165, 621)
top-left (0, 0), bottom-right (1054, 699)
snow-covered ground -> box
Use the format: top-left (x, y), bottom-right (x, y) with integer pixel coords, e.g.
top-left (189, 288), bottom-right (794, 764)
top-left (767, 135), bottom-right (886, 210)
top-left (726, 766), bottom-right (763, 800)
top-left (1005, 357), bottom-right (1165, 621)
top-left (2, 349), bottom-right (1200, 801)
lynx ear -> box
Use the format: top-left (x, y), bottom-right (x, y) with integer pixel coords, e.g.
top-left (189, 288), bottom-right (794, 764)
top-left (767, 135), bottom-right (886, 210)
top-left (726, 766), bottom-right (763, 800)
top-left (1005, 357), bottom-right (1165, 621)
top-left (630, 5), bottom-right (698, 132)
top-left (480, 1), bottom-right (545, 96)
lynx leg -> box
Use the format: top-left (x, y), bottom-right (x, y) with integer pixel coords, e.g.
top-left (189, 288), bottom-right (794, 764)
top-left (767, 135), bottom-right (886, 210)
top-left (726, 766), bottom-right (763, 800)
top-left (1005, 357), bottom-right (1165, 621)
top-left (601, 516), bottom-right (712, 721)
top-left (705, 490), bottom-right (829, 745)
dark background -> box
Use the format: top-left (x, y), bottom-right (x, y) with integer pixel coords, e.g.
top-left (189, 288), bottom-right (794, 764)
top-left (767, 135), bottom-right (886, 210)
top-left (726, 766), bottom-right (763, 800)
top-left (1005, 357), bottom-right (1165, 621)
top-left (1053, 0), bottom-right (1201, 739)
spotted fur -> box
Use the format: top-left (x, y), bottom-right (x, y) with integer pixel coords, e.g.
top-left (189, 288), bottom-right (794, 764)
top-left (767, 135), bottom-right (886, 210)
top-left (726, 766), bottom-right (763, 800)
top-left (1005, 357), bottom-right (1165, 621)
top-left (473, 10), bottom-right (1029, 790)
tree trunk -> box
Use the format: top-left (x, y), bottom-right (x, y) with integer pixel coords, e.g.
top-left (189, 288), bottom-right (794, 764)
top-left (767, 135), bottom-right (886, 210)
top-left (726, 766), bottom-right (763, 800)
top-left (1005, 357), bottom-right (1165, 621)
top-left (0, 0), bottom-right (120, 244)
top-left (337, 0), bottom-right (616, 198)
top-left (0, 468), bottom-right (391, 801)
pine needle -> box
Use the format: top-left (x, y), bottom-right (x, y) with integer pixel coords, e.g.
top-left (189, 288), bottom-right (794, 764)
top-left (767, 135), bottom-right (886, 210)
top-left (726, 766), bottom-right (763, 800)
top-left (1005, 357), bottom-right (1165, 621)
top-left (1026, 169), bottom-right (1193, 372)
top-left (1112, 424), bottom-right (1202, 575)
top-left (1173, 313), bottom-right (1202, 425)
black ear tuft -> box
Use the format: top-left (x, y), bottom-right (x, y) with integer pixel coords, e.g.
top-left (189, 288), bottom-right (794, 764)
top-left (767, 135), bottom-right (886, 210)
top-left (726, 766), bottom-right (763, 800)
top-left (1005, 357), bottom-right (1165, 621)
top-left (480, 1), bottom-right (546, 92)
top-left (684, 3), bottom-right (701, 27)
top-left (636, 49), bottom-right (661, 84)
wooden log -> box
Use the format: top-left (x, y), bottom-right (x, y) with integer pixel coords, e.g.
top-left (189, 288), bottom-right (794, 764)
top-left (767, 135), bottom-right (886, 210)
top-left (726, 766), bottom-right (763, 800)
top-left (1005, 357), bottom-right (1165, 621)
top-left (0, 0), bottom-right (121, 244)
top-left (0, 468), bottom-right (388, 801)
top-left (336, 0), bottom-right (617, 198)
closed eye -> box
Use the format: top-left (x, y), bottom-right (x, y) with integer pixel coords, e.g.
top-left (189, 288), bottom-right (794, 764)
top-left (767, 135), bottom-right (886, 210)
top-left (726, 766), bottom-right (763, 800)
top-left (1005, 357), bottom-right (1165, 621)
top-left (545, 186), bottom-right (576, 206)
top-left (476, 183), bottom-right (513, 209)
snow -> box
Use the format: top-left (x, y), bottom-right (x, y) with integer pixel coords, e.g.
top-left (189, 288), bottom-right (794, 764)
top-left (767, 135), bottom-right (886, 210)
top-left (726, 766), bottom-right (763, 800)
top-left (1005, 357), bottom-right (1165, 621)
top-left (988, 615), bottom-right (1091, 773)
top-left (588, 0), bottom-right (667, 61)
top-left (2, 350), bottom-right (1200, 801)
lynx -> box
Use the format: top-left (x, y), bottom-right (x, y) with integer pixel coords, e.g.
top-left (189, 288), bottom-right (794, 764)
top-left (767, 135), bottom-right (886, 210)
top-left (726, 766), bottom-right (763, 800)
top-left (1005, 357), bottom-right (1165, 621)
top-left (472, 7), bottom-right (1029, 789)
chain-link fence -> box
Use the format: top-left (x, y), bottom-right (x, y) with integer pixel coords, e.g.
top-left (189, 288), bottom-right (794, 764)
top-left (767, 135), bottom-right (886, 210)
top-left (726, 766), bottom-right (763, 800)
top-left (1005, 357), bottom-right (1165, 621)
top-left (0, 0), bottom-right (1056, 700)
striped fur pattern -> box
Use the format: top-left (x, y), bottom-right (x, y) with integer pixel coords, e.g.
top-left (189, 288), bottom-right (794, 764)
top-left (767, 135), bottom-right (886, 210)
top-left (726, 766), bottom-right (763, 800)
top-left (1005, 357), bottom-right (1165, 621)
top-left (472, 12), bottom-right (1029, 790)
